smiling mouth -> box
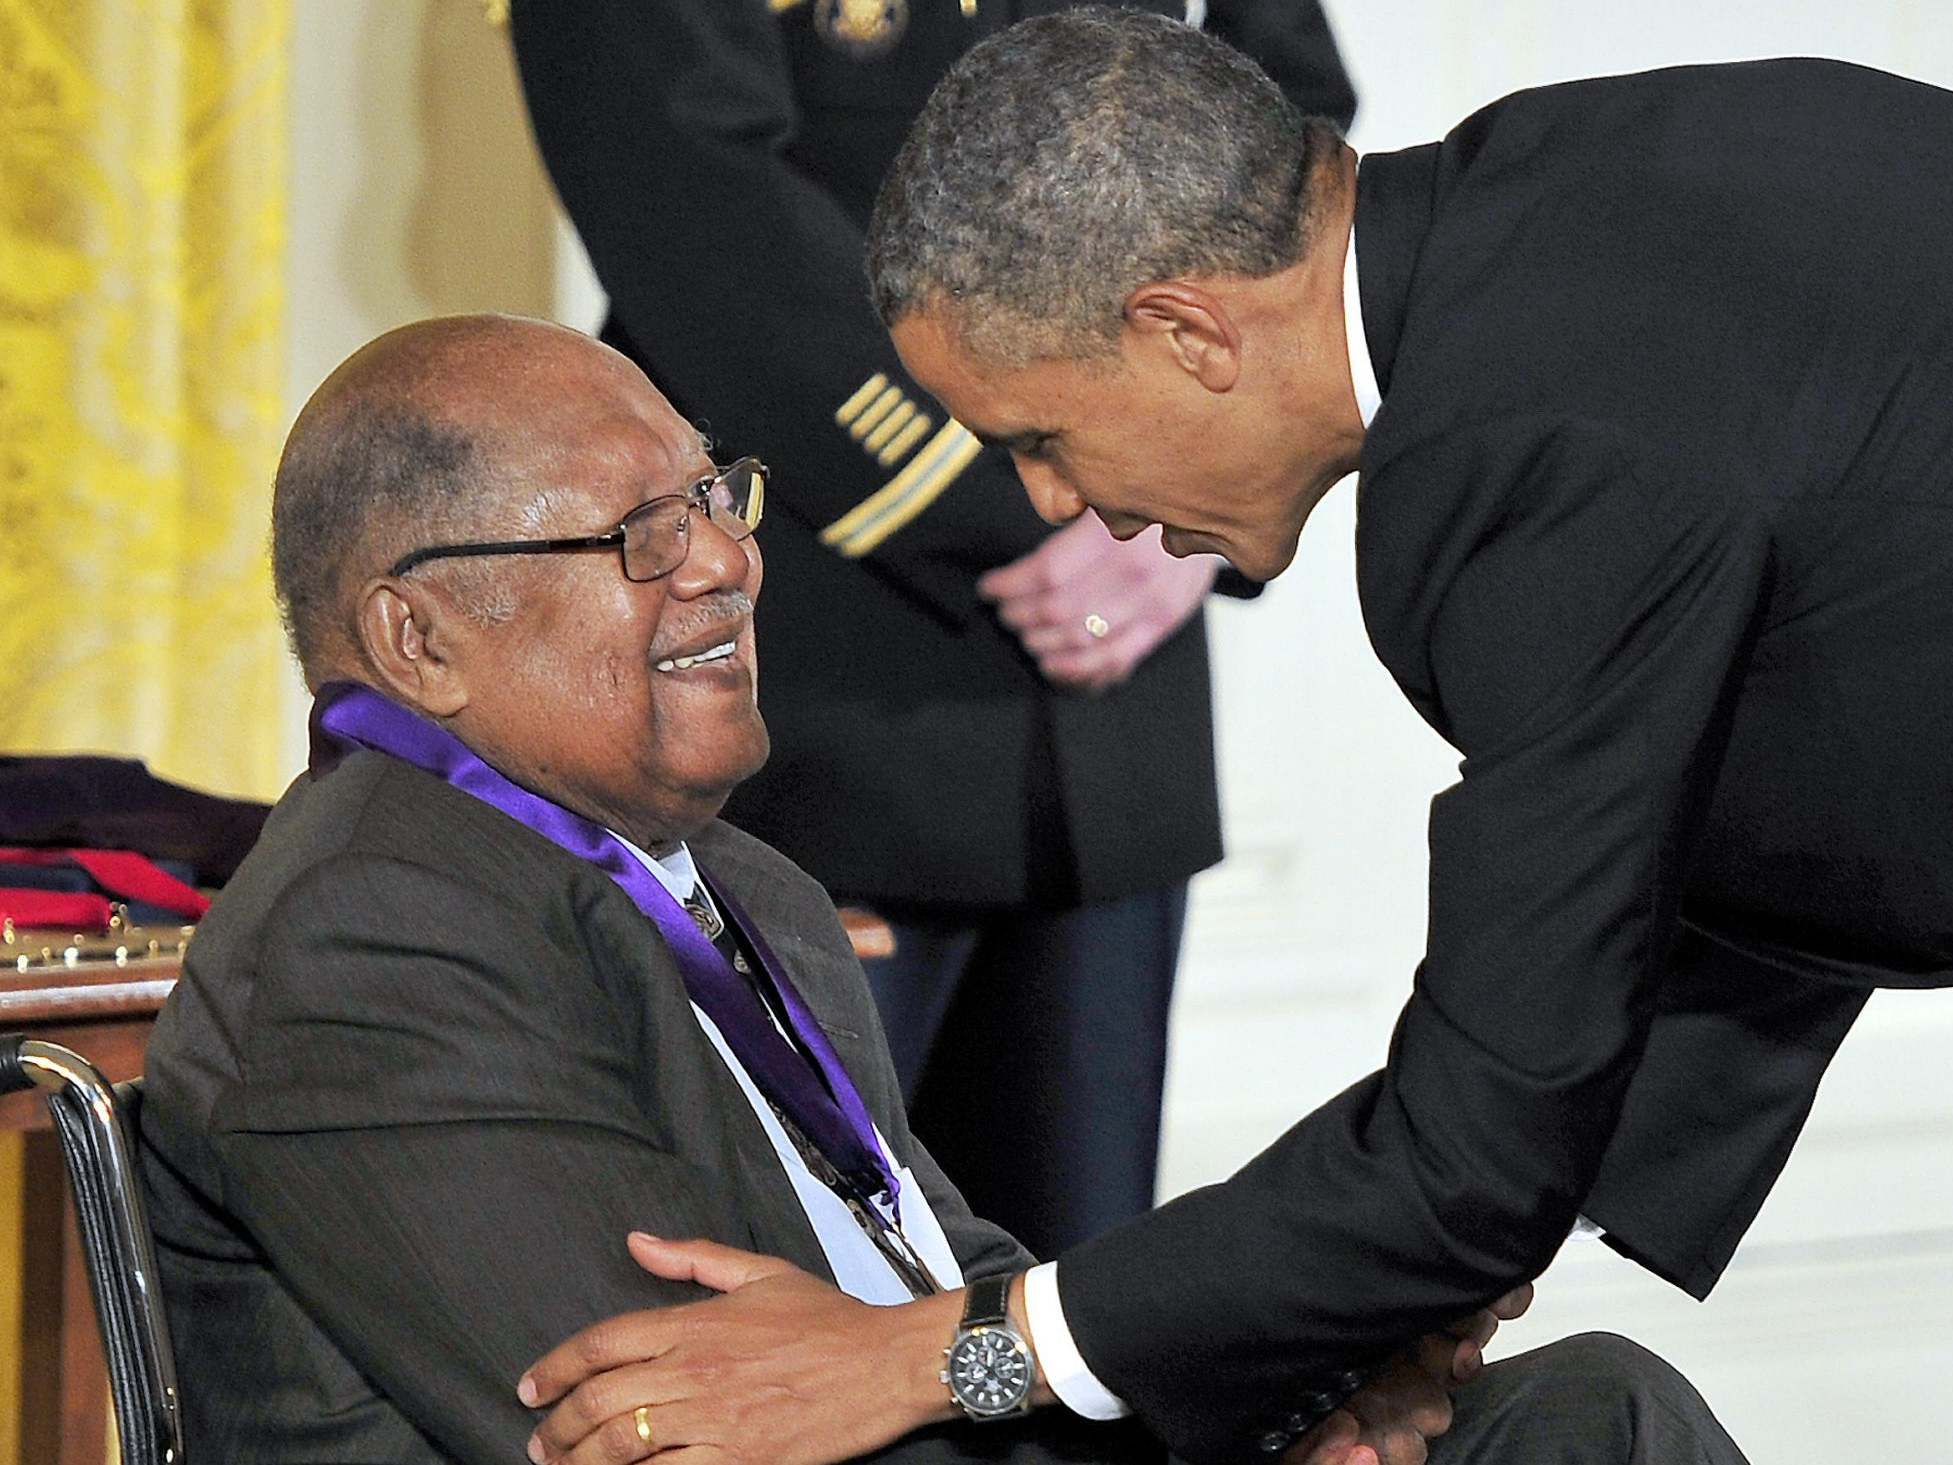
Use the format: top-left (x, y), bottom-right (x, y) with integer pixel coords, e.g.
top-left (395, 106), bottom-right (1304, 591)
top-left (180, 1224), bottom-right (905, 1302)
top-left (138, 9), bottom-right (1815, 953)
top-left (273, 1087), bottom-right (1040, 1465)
top-left (655, 640), bottom-right (738, 673)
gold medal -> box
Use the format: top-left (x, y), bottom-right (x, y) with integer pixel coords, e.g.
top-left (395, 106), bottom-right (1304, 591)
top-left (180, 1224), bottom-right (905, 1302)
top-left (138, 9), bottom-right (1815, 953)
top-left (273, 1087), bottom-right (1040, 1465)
top-left (815, 0), bottom-right (908, 58)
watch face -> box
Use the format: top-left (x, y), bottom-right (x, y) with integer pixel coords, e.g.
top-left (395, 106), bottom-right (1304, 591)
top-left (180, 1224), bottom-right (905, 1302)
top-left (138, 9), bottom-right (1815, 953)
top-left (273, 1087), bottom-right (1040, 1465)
top-left (947, 1327), bottom-right (1032, 1415)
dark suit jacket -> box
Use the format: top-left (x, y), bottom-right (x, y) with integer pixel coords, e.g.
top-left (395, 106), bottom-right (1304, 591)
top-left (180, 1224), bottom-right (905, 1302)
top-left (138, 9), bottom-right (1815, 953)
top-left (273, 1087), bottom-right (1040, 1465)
top-left (141, 749), bottom-right (1156, 1463)
top-left (1055, 58), bottom-right (1953, 1462)
top-left (510, 0), bottom-right (1354, 908)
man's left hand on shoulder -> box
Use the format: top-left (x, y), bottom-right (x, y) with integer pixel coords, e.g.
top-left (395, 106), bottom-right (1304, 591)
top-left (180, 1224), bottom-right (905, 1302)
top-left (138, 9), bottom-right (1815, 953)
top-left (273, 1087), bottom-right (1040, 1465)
top-left (978, 515), bottom-right (1221, 693)
top-left (518, 1233), bottom-right (963, 1464)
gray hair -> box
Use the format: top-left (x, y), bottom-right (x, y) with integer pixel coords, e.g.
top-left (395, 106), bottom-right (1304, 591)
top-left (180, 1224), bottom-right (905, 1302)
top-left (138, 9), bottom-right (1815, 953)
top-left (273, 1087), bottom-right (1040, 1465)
top-left (271, 400), bottom-right (507, 676)
top-left (272, 315), bottom-right (722, 680)
top-left (867, 6), bottom-right (1342, 363)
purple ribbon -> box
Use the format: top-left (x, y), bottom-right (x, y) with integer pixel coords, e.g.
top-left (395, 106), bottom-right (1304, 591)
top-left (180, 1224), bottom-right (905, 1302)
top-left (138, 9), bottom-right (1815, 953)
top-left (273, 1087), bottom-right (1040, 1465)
top-left (309, 681), bottom-right (901, 1216)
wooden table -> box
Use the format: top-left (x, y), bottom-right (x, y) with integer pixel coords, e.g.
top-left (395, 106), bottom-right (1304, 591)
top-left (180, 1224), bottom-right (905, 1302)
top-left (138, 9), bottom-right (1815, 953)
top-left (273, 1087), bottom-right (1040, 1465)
top-left (0, 908), bottom-right (893, 1465)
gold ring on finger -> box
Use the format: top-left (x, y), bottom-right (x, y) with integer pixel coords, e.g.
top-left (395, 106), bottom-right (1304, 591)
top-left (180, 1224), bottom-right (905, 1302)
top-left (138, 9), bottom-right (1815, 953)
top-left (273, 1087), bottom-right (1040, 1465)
top-left (1083, 613), bottom-right (1110, 639)
top-left (634, 1404), bottom-right (655, 1449)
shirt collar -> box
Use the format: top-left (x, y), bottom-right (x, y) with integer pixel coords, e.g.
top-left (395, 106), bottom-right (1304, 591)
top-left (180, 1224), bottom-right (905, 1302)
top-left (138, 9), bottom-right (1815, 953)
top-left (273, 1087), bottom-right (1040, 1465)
top-left (612, 831), bottom-right (698, 904)
top-left (1343, 176), bottom-right (1382, 430)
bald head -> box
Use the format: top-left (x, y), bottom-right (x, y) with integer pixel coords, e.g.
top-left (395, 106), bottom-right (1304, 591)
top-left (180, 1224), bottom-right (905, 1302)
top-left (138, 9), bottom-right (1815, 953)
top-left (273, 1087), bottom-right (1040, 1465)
top-left (272, 315), bottom-right (677, 683)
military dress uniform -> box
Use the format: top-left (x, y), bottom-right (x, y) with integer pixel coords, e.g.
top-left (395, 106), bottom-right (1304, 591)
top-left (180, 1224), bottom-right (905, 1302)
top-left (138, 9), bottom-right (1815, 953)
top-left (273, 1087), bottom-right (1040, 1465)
top-left (510, 0), bottom-right (1355, 1259)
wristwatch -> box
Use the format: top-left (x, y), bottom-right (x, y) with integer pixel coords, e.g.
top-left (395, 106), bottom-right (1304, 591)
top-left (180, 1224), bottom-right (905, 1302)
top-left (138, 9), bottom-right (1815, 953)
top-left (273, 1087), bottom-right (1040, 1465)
top-left (941, 1272), bottom-right (1037, 1420)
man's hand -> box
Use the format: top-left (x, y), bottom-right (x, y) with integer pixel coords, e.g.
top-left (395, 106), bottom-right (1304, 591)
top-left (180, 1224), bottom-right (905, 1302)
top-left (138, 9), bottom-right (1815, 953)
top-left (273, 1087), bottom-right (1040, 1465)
top-left (1282, 1285), bottom-right (1535, 1465)
top-left (1444, 1283), bottom-right (1533, 1383)
top-left (517, 1234), bottom-right (962, 1464)
top-left (1283, 1349), bottom-right (1452, 1465)
top-left (977, 516), bottom-right (1220, 693)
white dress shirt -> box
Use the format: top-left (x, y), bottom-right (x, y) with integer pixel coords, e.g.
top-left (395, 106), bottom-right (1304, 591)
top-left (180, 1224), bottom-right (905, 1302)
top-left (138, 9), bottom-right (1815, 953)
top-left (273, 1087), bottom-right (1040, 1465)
top-left (613, 834), bottom-right (963, 1303)
top-left (1345, 207), bottom-right (1383, 431)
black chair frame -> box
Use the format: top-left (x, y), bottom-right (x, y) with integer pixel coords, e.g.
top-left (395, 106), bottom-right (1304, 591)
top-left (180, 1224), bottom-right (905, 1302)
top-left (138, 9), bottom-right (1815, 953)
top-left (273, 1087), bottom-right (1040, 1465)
top-left (0, 1035), bottom-right (185, 1465)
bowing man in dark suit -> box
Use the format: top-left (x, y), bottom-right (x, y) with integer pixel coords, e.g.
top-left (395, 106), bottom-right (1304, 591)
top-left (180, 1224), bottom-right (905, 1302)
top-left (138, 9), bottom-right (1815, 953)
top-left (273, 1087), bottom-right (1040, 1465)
top-left (142, 315), bottom-right (1737, 1465)
top-left (507, 0), bottom-right (1358, 1263)
top-left (507, 10), bottom-right (1953, 1465)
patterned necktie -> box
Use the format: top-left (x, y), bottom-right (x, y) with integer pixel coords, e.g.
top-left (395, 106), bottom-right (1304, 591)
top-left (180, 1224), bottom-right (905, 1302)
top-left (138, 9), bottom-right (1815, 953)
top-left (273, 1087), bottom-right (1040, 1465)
top-left (682, 877), bottom-right (936, 1295)
top-left (681, 888), bottom-right (725, 942)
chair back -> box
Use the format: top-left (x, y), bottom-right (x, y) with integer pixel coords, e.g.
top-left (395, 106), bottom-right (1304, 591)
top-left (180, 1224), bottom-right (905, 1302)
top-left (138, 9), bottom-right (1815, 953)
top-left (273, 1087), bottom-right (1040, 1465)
top-left (0, 1036), bottom-right (186, 1465)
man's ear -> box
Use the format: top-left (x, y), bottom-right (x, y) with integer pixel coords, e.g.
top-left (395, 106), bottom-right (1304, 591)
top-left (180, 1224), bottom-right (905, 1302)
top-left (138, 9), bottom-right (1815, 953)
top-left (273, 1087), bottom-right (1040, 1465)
top-left (353, 577), bottom-right (472, 717)
top-left (1123, 282), bottom-right (1241, 392)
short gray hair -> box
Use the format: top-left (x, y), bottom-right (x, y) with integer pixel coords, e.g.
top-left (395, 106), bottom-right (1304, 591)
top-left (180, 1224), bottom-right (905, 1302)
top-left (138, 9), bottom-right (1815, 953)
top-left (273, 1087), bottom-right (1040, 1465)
top-left (867, 6), bottom-right (1341, 362)
top-left (271, 316), bottom-right (616, 680)
top-left (272, 401), bottom-right (500, 676)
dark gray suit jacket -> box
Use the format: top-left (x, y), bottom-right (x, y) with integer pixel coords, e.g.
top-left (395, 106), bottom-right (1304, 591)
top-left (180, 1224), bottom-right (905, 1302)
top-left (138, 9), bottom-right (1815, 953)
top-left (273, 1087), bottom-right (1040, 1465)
top-left (142, 748), bottom-right (1153, 1463)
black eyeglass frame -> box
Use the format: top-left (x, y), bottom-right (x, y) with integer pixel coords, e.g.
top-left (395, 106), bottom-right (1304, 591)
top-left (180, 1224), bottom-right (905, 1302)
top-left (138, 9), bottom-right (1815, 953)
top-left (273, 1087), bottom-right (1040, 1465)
top-left (387, 456), bottom-right (767, 583)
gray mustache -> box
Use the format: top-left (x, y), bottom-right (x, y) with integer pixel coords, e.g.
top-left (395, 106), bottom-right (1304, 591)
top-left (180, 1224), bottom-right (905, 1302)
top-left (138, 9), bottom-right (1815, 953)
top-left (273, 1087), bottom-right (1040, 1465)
top-left (654, 589), bottom-right (754, 650)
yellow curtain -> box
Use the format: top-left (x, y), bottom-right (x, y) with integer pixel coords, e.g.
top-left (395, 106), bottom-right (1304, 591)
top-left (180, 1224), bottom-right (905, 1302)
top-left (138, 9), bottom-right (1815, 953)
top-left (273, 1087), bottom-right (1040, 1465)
top-left (0, 4), bottom-right (288, 1460)
top-left (0, 0), bottom-right (291, 802)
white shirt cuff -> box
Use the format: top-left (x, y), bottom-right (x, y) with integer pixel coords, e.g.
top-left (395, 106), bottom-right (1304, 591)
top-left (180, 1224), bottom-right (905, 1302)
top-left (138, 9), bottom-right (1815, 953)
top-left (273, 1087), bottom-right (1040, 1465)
top-left (1023, 1262), bottom-right (1131, 1421)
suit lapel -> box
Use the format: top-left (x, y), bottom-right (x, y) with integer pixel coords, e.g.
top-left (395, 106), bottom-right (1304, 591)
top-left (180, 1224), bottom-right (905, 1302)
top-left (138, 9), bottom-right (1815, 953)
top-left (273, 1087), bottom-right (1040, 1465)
top-left (609, 879), bottom-right (842, 1286)
top-left (690, 826), bottom-right (888, 1103)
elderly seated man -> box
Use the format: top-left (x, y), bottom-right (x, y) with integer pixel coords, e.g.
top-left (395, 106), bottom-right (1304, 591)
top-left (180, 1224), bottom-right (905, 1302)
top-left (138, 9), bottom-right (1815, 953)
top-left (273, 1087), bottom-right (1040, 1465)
top-left (141, 316), bottom-right (1745, 1465)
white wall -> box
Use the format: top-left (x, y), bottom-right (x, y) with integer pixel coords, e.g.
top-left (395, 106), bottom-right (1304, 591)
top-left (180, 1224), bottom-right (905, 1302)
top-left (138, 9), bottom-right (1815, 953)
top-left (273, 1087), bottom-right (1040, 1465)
top-left (1163, 5), bottom-right (1953, 1459)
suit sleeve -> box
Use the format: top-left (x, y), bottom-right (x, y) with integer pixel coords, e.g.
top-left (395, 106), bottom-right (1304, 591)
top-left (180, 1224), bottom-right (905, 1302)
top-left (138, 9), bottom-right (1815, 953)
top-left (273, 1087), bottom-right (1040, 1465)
top-left (509, 0), bottom-right (1053, 628)
top-left (1579, 922), bottom-right (1869, 1295)
top-left (1052, 423), bottom-right (1781, 1463)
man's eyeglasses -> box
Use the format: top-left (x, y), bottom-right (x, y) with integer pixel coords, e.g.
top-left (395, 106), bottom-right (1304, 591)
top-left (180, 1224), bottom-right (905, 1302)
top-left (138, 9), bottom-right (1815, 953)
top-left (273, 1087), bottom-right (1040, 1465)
top-left (388, 457), bottom-right (767, 584)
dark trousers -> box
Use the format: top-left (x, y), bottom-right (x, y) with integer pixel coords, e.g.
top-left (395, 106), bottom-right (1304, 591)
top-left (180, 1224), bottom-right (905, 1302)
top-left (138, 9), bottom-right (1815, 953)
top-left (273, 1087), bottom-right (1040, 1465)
top-left (1433, 1333), bottom-right (1751, 1465)
top-left (861, 886), bottom-right (1187, 1262)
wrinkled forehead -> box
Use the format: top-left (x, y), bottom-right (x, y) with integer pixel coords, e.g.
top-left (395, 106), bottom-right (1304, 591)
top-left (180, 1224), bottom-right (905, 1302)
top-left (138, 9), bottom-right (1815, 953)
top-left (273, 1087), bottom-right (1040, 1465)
top-left (889, 307), bottom-right (1007, 422)
top-left (487, 355), bottom-right (717, 530)
top-left (890, 306), bottom-right (1103, 446)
